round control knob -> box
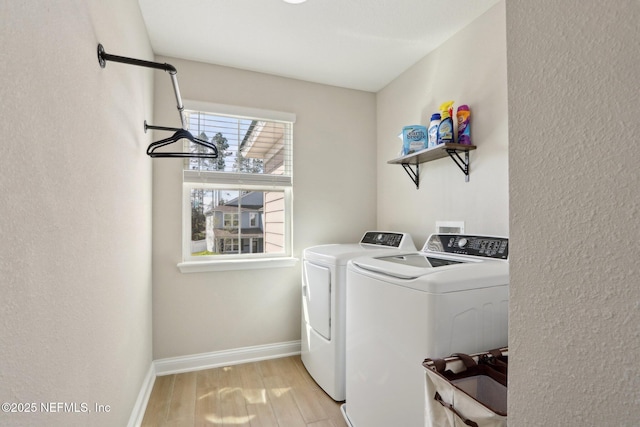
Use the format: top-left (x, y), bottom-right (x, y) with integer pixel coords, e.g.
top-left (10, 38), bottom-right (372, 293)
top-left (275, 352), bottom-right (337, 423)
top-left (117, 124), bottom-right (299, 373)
top-left (458, 238), bottom-right (468, 248)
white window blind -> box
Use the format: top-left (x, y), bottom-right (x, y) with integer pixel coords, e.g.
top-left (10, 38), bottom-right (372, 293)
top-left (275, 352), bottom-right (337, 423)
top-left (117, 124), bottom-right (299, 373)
top-left (184, 110), bottom-right (293, 182)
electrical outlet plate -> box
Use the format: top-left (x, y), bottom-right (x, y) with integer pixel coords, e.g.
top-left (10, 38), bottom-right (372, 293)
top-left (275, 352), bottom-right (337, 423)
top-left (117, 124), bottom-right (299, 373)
top-left (436, 221), bottom-right (465, 234)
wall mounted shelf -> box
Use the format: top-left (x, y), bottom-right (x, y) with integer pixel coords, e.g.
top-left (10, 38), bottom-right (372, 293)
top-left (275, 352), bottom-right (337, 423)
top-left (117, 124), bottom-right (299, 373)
top-left (388, 143), bottom-right (476, 189)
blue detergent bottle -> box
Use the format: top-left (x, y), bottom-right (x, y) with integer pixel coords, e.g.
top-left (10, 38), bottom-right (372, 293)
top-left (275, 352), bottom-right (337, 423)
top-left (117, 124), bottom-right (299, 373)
top-left (437, 101), bottom-right (454, 145)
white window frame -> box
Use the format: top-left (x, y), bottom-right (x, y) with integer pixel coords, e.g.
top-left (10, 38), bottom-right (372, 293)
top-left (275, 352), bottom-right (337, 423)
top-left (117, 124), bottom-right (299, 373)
top-left (224, 237), bottom-right (239, 252)
top-left (223, 212), bottom-right (239, 229)
top-left (177, 101), bottom-right (297, 273)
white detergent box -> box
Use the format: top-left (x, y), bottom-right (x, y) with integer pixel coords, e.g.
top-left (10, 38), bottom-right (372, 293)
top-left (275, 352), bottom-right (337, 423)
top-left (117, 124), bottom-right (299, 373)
top-left (401, 125), bottom-right (427, 155)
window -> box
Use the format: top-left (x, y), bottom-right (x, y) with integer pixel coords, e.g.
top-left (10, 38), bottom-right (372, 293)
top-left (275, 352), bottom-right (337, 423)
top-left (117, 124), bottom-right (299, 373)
top-left (223, 212), bottom-right (239, 228)
top-left (178, 102), bottom-right (296, 273)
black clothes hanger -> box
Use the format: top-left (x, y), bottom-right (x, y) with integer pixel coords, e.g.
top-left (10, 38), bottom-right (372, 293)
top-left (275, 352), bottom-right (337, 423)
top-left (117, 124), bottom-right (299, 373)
top-left (144, 123), bottom-right (218, 158)
top-left (97, 44), bottom-right (218, 159)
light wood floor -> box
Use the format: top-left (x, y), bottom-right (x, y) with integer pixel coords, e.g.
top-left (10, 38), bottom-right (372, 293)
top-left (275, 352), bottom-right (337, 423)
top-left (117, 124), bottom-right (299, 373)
top-left (141, 355), bottom-right (348, 427)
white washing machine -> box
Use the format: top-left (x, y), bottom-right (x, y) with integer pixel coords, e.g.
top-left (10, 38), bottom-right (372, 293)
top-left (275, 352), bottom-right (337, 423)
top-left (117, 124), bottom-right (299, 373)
top-left (301, 231), bottom-right (416, 401)
top-left (341, 234), bottom-right (509, 427)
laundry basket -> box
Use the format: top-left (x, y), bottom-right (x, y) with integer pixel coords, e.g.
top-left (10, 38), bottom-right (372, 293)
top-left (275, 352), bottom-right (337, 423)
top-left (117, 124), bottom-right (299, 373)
top-left (423, 348), bottom-right (508, 427)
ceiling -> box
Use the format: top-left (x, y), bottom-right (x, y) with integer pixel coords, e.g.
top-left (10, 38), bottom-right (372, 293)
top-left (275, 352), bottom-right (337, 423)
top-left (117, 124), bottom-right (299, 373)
top-left (138, 0), bottom-right (500, 92)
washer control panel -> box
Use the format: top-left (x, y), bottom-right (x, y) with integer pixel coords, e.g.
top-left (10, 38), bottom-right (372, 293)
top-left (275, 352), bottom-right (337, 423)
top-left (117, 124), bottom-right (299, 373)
top-left (360, 232), bottom-right (412, 249)
top-left (425, 234), bottom-right (509, 259)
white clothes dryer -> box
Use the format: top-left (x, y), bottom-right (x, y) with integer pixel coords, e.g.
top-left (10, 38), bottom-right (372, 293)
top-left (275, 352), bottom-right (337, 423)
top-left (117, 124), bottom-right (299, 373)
top-left (341, 234), bottom-right (509, 427)
top-left (301, 231), bottom-right (416, 401)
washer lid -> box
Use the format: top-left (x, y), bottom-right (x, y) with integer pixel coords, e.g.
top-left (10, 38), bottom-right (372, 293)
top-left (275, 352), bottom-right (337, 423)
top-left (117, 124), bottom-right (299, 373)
top-left (376, 253), bottom-right (466, 269)
top-left (351, 254), bottom-right (477, 279)
top-left (349, 255), bottom-right (508, 293)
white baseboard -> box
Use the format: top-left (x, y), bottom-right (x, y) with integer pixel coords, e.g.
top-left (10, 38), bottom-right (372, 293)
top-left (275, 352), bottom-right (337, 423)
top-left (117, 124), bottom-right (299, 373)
top-left (127, 340), bottom-right (300, 425)
top-left (154, 340), bottom-right (301, 376)
top-left (127, 362), bottom-right (156, 427)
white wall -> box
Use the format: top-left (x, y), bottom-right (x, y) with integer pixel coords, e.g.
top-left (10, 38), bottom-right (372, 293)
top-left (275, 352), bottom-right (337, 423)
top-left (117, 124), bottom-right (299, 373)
top-left (151, 58), bottom-right (377, 358)
top-left (376, 3), bottom-right (508, 247)
top-left (0, 1), bottom-right (154, 426)
top-left (507, 1), bottom-right (640, 424)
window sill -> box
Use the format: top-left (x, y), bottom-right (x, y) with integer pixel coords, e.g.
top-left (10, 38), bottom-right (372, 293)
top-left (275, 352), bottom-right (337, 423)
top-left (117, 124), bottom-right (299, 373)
top-left (177, 257), bottom-right (299, 274)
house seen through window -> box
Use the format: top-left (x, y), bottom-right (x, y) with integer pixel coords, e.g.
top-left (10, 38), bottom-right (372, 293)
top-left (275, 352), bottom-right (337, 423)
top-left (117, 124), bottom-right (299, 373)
top-left (182, 105), bottom-right (294, 262)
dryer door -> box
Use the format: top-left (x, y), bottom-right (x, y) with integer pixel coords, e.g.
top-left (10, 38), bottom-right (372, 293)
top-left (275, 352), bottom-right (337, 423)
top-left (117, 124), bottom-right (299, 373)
top-left (303, 261), bottom-right (331, 340)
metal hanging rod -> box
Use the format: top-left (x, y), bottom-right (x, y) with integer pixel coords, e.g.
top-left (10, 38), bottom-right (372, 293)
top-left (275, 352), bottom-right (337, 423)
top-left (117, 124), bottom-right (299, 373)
top-left (98, 44), bottom-right (186, 129)
top-left (97, 44), bottom-right (217, 159)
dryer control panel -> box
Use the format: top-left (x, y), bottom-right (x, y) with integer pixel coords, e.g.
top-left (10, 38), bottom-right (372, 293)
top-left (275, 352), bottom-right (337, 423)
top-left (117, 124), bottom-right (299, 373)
top-left (360, 232), bottom-right (411, 248)
top-left (425, 234), bottom-right (509, 259)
